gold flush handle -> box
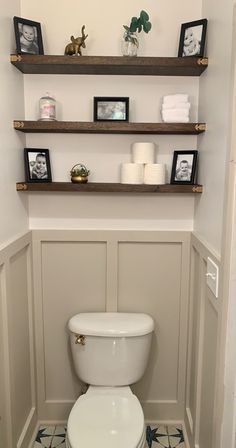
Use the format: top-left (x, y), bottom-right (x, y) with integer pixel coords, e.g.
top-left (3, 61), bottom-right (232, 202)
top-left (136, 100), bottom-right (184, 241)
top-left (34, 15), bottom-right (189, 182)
top-left (75, 334), bottom-right (86, 345)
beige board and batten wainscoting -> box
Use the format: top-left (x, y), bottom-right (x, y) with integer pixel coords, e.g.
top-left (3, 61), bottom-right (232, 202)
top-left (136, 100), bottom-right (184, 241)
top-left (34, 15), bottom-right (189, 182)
top-left (32, 229), bottom-right (190, 423)
top-left (0, 230), bottom-right (221, 448)
top-left (185, 233), bottom-right (220, 448)
top-left (0, 232), bottom-right (36, 448)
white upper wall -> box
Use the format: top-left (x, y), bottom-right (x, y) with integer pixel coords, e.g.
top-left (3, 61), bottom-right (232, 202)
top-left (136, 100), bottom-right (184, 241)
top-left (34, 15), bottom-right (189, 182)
top-left (195, 0), bottom-right (235, 254)
top-left (20, 0), bottom-right (201, 231)
top-left (1, 0), bottom-right (233, 250)
top-left (21, 0), bottom-right (201, 57)
top-left (0, 0), bottom-right (28, 246)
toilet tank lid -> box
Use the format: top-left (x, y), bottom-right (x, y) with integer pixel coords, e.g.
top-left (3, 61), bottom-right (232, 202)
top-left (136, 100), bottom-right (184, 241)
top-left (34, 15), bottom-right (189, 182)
top-left (68, 313), bottom-right (154, 337)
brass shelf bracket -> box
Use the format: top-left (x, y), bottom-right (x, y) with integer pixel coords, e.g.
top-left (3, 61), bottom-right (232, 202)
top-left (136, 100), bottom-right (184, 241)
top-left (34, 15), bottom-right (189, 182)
top-left (14, 121), bottom-right (25, 129)
top-left (10, 55), bottom-right (22, 62)
top-left (195, 124), bottom-right (206, 132)
top-left (16, 183), bottom-right (28, 191)
top-left (197, 58), bottom-right (208, 66)
top-left (192, 186), bottom-right (203, 193)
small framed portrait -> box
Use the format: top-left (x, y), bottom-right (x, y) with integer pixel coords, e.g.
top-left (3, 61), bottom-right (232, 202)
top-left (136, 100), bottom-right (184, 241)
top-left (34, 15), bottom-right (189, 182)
top-left (24, 148), bottom-right (52, 183)
top-left (94, 97), bottom-right (129, 122)
top-left (13, 16), bottom-right (44, 55)
top-left (170, 150), bottom-right (198, 184)
top-left (178, 19), bottom-right (207, 57)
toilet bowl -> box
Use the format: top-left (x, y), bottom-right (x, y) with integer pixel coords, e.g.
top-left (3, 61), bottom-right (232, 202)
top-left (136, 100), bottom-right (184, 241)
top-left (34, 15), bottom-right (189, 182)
top-left (67, 312), bottom-right (154, 448)
top-left (66, 386), bottom-right (146, 448)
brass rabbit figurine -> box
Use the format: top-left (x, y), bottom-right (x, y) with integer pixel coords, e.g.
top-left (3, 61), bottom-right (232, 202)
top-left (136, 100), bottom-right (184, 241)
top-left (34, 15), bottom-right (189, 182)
top-left (65, 25), bottom-right (88, 56)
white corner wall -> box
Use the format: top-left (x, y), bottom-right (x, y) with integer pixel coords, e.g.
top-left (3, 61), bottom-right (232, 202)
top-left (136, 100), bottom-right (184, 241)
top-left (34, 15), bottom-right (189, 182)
top-left (195, 0), bottom-right (235, 254)
top-left (20, 0), bottom-right (201, 231)
top-left (0, 1), bottom-right (29, 246)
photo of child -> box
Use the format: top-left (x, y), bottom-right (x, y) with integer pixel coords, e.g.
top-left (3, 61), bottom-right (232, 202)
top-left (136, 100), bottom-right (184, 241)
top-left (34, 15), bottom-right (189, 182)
top-left (182, 26), bottom-right (202, 56)
top-left (13, 16), bottom-right (44, 55)
top-left (175, 159), bottom-right (192, 181)
top-left (19, 23), bottom-right (39, 54)
top-left (25, 149), bottom-right (52, 183)
top-left (178, 19), bottom-right (207, 59)
top-left (94, 97), bottom-right (129, 122)
top-left (30, 153), bottom-right (48, 179)
top-left (97, 101), bottom-right (126, 120)
top-left (171, 150), bottom-right (198, 184)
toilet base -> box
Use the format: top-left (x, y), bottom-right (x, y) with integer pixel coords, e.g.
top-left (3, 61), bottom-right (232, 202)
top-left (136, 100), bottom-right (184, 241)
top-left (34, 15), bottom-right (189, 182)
top-left (66, 386), bottom-right (146, 448)
top-left (65, 425), bottom-right (146, 448)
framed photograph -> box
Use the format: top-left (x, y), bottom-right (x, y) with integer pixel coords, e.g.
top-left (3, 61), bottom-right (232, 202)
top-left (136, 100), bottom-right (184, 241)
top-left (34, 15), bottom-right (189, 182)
top-left (24, 148), bottom-right (52, 182)
top-left (94, 97), bottom-right (129, 121)
top-left (170, 150), bottom-right (198, 184)
top-left (178, 19), bottom-right (207, 57)
top-left (13, 16), bottom-right (44, 55)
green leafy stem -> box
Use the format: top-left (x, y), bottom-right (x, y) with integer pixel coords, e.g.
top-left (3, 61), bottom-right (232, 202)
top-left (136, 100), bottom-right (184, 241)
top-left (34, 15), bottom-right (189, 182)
top-left (123, 10), bottom-right (152, 37)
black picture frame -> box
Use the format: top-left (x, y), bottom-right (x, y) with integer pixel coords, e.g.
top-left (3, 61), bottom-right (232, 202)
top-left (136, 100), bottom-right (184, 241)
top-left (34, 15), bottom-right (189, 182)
top-left (93, 97), bottom-right (129, 122)
top-left (24, 148), bottom-right (52, 183)
top-left (170, 150), bottom-right (198, 184)
top-left (178, 19), bottom-right (207, 58)
top-left (13, 16), bottom-right (44, 55)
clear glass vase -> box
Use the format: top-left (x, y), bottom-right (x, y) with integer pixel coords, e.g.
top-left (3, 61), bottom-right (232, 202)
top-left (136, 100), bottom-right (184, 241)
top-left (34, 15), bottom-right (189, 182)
top-left (122, 31), bottom-right (139, 57)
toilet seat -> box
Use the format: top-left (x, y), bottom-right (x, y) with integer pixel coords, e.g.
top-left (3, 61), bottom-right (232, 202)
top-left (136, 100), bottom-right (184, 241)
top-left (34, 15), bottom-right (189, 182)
top-left (67, 387), bottom-right (145, 448)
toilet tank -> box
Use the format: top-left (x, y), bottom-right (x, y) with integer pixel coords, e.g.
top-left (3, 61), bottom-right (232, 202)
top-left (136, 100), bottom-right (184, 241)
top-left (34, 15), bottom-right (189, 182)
top-left (68, 312), bottom-right (154, 386)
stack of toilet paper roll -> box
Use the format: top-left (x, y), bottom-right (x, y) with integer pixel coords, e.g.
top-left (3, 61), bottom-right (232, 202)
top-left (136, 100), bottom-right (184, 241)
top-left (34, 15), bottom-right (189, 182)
top-left (120, 142), bottom-right (166, 185)
top-left (120, 163), bottom-right (144, 184)
top-left (144, 163), bottom-right (165, 185)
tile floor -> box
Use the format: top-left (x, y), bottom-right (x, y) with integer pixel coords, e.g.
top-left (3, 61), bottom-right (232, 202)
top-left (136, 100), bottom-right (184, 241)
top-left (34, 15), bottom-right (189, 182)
top-left (33, 424), bottom-right (186, 448)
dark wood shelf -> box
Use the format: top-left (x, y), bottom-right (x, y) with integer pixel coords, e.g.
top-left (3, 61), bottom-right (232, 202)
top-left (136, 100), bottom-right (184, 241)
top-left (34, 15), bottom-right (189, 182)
top-left (16, 182), bottom-right (203, 193)
top-left (14, 120), bottom-right (206, 135)
top-left (10, 55), bottom-right (208, 76)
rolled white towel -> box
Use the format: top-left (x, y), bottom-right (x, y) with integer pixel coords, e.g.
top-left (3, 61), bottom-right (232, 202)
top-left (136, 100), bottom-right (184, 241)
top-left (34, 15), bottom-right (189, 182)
top-left (162, 102), bottom-right (191, 111)
top-left (162, 109), bottom-right (189, 121)
top-left (162, 115), bottom-right (190, 123)
top-left (163, 94), bottom-right (189, 104)
top-left (162, 108), bottom-right (189, 117)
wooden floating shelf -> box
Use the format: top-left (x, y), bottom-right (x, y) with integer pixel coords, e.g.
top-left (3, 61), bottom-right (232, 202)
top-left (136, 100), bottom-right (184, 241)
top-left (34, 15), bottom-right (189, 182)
top-left (10, 54), bottom-right (208, 76)
top-left (16, 182), bottom-right (203, 194)
top-left (13, 120), bottom-right (206, 135)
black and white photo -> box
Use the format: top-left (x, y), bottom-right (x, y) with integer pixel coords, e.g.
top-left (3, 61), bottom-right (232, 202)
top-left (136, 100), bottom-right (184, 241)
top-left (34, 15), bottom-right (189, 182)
top-left (13, 16), bottom-right (44, 55)
top-left (94, 97), bottom-right (129, 121)
top-left (24, 148), bottom-right (52, 182)
top-left (170, 150), bottom-right (198, 184)
top-left (178, 19), bottom-right (207, 57)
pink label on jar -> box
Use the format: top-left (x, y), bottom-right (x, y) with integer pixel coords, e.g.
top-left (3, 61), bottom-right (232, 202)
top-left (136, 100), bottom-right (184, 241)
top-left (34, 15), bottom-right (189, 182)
top-left (39, 98), bottom-right (56, 120)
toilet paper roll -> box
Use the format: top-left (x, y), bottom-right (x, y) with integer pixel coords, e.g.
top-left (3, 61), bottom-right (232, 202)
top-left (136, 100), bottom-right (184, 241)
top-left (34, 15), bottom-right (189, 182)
top-left (144, 164), bottom-right (166, 185)
top-left (131, 142), bottom-right (155, 164)
top-left (120, 163), bottom-right (144, 184)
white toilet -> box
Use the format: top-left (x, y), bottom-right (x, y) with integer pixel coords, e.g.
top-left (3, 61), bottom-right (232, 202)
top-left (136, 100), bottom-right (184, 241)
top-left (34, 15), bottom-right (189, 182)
top-left (66, 312), bottom-right (154, 448)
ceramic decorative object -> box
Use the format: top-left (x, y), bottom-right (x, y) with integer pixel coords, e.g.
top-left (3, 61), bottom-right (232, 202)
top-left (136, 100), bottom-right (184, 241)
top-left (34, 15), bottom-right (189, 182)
top-left (70, 163), bottom-right (90, 183)
top-left (122, 10), bottom-right (152, 57)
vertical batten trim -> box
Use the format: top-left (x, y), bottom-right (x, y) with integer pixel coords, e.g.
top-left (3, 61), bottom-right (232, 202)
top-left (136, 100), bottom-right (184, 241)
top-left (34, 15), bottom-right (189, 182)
top-left (26, 241), bottom-right (37, 412)
top-left (185, 244), bottom-right (197, 439)
top-left (32, 236), bottom-right (46, 418)
top-left (106, 239), bottom-right (118, 312)
top-left (177, 235), bottom-right (191, 408)
top-left (0, 261), bottom-right (14, 448)
top-left (193, 256), bottom-right (207, 447)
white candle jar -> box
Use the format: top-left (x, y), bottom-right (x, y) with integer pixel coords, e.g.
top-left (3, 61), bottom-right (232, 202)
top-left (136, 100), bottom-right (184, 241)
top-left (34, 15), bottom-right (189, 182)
top-left (39, 93), bottom-right (56, 121)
